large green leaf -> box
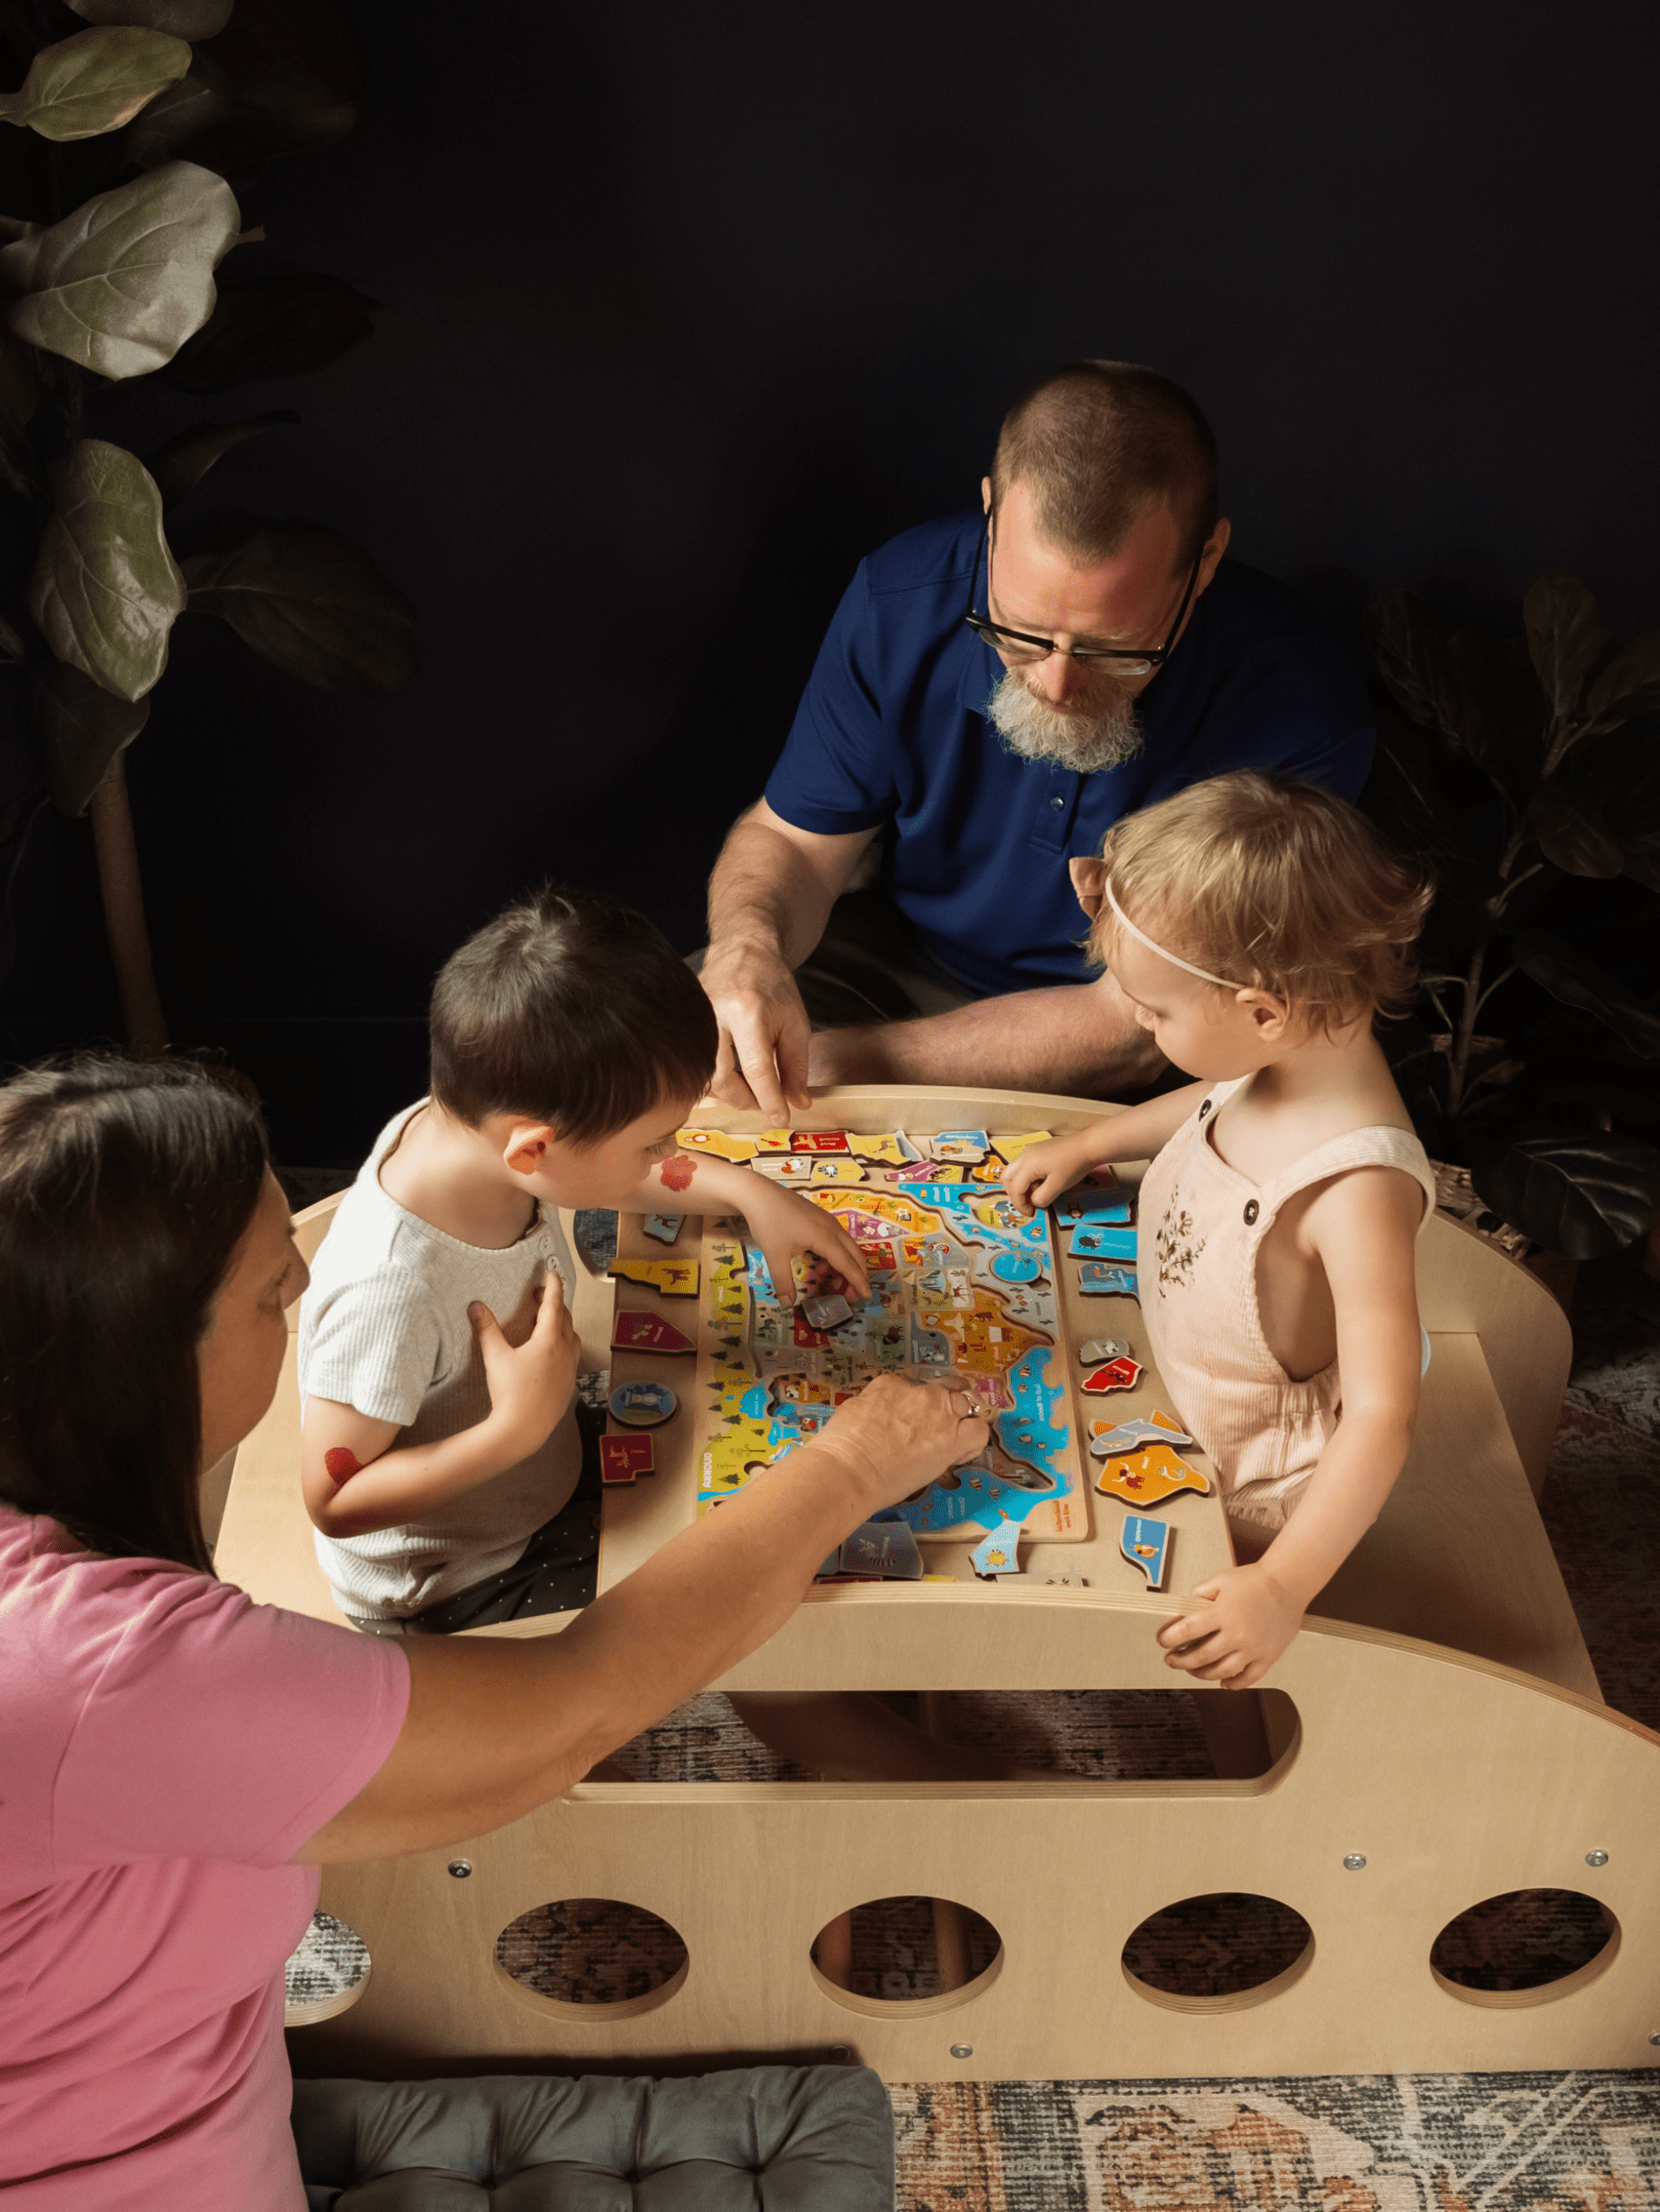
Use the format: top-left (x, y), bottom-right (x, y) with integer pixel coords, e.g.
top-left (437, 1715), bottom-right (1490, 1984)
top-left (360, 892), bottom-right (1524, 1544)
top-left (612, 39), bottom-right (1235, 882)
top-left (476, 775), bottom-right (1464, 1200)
top-left (1364, 594), bottom-right (1490, 761)
top-left (127, 69), bottom-right (352, 175)
top-left (1523, 573), bottom-right (1612, 731)
top-left (144, 407), bottom-right (298, 504)
top-left (1527, 783), bottom-right (1623, 877)
top-left (1510, 931), bottom-right (1660, 1062)
top-left (159, 272), bottom-right (374, 391)
top-left (182, 522), bottom-right (415, 690)
top-left (0, 27), bottom-right (190, 142)
top-left (0, 161), bottom-right (240, 380)
top-left (1473, 1134), bottom-right (1660, 1258)
top-left (69, 1), bottom-right (234, 34)
top-left (27, 440), bottom-right (186, 701)
top-left (36, 659), bottom-right (150, 815)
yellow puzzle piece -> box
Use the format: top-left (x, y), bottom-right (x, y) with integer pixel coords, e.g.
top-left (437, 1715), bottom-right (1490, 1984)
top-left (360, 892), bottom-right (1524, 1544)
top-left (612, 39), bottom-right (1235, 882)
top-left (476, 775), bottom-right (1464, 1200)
top-left (845, 1132), bottom-right (915, 1166)
top-left (1093, 1443), bottom-right (1212, 1505)
top-left (989, 1130), bottom-right (1054, 1164)
top-left (610, 1257), bottom-right (701, 1298)
top-left (676, 1129), bottom-right (757, 1163)
top-left (804, 1157), bottom-right (867, 1184)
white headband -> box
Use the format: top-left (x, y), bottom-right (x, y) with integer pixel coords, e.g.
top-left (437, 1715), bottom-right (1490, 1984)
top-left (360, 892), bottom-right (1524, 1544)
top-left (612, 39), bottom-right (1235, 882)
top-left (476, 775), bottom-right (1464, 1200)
top-left (1103, 879), bottom-right (1241, 991)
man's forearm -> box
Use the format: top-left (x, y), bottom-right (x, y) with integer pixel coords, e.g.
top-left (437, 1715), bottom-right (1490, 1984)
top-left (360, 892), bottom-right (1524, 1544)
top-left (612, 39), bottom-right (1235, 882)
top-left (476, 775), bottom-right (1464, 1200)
top-left (707, 812), bottom-right (841, 971)
top-left (808, 982), bottom-right (1168, 1098)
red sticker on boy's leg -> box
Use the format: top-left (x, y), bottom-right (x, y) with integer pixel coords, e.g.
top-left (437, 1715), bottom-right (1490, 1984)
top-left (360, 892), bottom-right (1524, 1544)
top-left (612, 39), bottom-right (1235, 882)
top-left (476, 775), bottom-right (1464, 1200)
top-left (659, 1154), bottom-right (697, 1193)
top-left (324, 1447), bottom-right (361, 1486)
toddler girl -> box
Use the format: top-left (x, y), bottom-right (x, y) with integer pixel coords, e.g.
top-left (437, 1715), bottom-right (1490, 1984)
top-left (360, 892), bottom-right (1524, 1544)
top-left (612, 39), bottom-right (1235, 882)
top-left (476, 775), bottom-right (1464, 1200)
top-left (1004, 770), bottom-right (1436, 1693)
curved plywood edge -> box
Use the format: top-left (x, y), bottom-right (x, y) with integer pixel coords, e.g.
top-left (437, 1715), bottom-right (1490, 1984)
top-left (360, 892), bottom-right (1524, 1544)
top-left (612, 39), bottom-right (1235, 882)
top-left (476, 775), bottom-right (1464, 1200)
top-left (302, 1602), bottom-right (1660, 2084)
top-left (1415, 1210), bottom-right (1572, 1497)
top-left (685, 1083), bottom-right (1134, 1135)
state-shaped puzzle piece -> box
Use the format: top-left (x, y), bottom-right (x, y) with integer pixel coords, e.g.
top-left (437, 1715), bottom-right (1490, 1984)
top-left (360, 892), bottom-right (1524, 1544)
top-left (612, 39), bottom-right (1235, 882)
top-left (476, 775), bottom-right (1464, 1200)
top-left (1120, 1514), bottom-right (1171, 1589)
top-left (600, 1435), bottom-right (655, 1483)
top-left (1068, 1222), bottom-right (1138, 1261)
top-left (970, 1514), bottom-right (1026, 1579)
top-left (931, 1128), bottom-right (991, 1163)
top-left (791, 1129), bottom-right (851, 1153)
top-left (1094, 1443), bottom-right (1211, 1505)
top-left (642, 1213), bottom-right (684, 1246)
top-left (1078, 1337), bottom-right (1132, 1365)
top-left (988, 1130), bottom-right (1053, 1165)
top-left (844, 1131), bottom-right (921, 1165)
top-left (1088, 1410), bottom-right (1196, 1458)
top-left (1079, 1262), bottom-right (1138, 1297)
top-left (1080, 1355), bottom-right (1142, 1394)
top-left (675, 1128), bottom-right (757, 1162)
top-left (612, 1309), bottom-right (697, 1355)
top-left (609, 1257), bottom-right (701, 1297)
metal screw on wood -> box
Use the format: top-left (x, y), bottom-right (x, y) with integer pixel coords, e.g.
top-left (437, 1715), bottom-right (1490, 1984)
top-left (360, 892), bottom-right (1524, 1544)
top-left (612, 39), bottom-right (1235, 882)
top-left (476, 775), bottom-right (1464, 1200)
top-left (950, 2044), bottom-right (973, 2059)
top-left (1585, 1850), bottom-right (1610, 1867)
top-left (1343, 1853), bottom-right (1367, 1870)
top-left (828, 2045), bottom-right (852, 2061)
top-left (1649, 2033), bottom-right (1660, 2047)
top-left (447, 1860), bottom-right (473, 1879)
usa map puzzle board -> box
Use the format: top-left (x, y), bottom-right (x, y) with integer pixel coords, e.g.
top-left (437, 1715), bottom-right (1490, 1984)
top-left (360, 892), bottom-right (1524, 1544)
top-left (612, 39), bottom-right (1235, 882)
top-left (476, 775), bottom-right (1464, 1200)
top-left (684, 1128), bottom-right (1093, 1544)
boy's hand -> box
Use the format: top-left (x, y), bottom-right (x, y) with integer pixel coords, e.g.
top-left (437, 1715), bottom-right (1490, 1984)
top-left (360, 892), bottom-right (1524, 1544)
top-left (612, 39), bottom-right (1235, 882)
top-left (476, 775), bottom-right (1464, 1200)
top-left (1156, 1563), bottom-right (1306, 1692)
top-left (741, 1178), bottom-right (871, 1308)
top-left (1001, 1130), bottom-right (1103, 1215)
top-left (472, 1271), bottom-right (579, 1455)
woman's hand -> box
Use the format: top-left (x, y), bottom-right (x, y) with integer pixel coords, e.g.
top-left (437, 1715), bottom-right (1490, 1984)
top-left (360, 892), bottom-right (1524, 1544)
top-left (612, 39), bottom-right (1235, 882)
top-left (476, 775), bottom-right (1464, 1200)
top-left (1155, 1562), bottom-right (1305, 1691)
top-left (807, 1373), bottom-right (989, 1516)
top-left (1001, 1128), bottom-right (1107, 1215)
top-left (473, 1270), bottom-right (579, 1455)
top-left (740, 1177), bottom-right (871, 1308)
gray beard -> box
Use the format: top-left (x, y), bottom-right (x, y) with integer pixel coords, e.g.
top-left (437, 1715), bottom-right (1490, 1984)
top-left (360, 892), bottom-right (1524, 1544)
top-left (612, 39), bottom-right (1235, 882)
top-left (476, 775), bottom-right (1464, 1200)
top-left (987, 669), bottom-right (1145, 773)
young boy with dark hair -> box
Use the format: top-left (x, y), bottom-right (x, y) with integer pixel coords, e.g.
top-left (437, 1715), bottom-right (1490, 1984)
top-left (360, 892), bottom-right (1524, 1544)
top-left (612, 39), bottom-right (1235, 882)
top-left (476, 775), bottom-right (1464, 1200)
top-left (298, 887), bottom-right (868, 1633)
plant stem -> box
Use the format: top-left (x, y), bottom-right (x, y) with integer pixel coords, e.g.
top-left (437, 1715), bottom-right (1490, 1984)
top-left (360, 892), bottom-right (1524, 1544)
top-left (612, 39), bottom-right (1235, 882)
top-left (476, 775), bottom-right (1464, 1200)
top-left (89, 754), bottom-right (167, 1057)
top-left (1445, 925), bottom-right (1493, 1122)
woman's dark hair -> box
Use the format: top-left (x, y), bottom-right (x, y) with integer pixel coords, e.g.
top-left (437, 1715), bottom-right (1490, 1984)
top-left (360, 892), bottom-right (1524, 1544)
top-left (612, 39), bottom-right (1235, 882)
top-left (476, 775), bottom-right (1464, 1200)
top-left (0, 1054), bottom-right (269, 1572)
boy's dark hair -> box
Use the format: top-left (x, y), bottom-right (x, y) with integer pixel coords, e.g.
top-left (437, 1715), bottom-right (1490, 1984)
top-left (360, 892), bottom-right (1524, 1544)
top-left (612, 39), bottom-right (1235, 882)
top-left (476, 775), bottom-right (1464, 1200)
top-left (0, 1053), bottom-right (270, 1573)
top-left (430, 887), bottom-right (719, 1142)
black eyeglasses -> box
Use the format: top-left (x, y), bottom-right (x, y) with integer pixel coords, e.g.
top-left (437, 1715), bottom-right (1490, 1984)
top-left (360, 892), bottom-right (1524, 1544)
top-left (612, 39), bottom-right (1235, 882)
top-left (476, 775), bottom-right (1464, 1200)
top-left (963, 518), bottom-right (1201, 677)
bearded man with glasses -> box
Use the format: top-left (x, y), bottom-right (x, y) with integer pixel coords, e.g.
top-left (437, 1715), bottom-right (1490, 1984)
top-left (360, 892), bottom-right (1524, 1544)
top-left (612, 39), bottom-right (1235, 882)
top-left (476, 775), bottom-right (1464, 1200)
top-left (698, 361), bottom-right (1374, 1115)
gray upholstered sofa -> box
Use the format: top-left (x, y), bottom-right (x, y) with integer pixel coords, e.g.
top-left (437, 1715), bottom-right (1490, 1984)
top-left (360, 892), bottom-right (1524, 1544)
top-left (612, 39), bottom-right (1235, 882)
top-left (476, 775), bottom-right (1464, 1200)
top-left (292, 2065), bottom-right (895, 2208)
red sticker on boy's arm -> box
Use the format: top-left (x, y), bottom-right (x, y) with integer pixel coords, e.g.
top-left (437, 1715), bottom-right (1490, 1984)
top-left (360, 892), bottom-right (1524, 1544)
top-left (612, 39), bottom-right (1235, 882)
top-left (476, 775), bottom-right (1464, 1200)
top-left (658, 1153), bottom-right (697, 1193)
top-left (324, 1447), bottom-right (361, 1486)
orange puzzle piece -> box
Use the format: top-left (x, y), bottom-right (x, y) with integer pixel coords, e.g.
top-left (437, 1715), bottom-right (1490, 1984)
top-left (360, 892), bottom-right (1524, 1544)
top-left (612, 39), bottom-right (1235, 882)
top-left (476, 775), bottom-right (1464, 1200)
top-left (1093, 1443), bottom-right (1213, 1505)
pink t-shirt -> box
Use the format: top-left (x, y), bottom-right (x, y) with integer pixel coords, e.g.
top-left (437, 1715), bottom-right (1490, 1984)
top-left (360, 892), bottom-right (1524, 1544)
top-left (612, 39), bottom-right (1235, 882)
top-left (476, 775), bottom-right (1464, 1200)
top-left (0, 1508), bottom-right (410, 2208)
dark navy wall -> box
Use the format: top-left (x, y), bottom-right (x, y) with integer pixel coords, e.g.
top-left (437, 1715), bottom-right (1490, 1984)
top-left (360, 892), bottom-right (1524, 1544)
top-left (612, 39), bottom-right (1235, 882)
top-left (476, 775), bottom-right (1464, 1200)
top-left (3, 0), bottom-right (1656, 1160)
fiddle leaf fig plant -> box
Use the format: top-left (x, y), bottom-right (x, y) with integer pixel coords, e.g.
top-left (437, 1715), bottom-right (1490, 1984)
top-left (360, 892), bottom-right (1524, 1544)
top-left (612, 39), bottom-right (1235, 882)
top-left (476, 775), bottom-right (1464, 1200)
top-left (0, 0), bottom-right (413, 1057)
top-left (1365, 577), bottom-right (1660, 1260)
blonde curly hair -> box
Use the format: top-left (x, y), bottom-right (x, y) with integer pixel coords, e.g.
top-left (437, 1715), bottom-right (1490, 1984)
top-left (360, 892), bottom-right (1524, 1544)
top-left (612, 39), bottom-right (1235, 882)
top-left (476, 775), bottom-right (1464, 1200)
top-left (1088, 771), bottom-right (1431, 1035)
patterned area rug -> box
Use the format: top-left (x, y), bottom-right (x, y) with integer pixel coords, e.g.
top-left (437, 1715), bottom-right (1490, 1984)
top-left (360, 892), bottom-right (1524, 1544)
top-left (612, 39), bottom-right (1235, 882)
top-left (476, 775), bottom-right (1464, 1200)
top-left (283, 1225), bottom-right (1660, 2203)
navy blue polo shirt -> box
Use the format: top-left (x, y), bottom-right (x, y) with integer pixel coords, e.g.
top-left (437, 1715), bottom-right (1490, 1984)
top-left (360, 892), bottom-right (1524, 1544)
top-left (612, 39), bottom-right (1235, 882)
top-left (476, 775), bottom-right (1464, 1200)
top-left (765, 511), bottom-right (1375, 998)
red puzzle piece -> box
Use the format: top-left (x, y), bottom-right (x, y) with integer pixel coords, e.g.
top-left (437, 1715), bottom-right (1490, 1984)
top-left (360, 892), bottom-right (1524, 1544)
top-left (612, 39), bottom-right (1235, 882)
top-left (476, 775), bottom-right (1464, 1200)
top-left (1080, 1356), bottom-right (1143, 1395)
top-left (791, 1130), bottom-right (851, 1153)
top-left (600, 1435), bottom-right (656, 1484)
top-left (612, 1309), bottom-right (697, 1355)
top-left (792, 1308), bottom-right (830, 1348)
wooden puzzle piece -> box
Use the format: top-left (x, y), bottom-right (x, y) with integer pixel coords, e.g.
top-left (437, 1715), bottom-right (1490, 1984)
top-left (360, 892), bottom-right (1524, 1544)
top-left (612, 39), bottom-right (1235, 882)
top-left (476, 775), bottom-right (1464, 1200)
top-left (931, 1128), bottom-right (991, 1163)
top-left (1068, 1222), bottom-right (1138, 1261)
top-left (642, 1212), bottom-right (684, 1246)
top-left (970, 1160), bottom-right (1003, 1182)
top-left (600, 1434), bottom-right (655, 1483)
top-left (1057, 1194), bottom-right (1134, 1228)
top-left (844, 1131), bottom-right (921, 1165)
top-left (970, 1514), bottom-right (1025, 1578)
top-left (1120, 1514), bottom-right (1171, 1589)
top-left (1088, 1410), bottom-right (1197, 1457)
top-left (804, 1157), bottom-right (868, 1185)
top-left (750, 1155), bottom-right (816, 1183)
top-left (612, 1309), bottom-right (697, 1355)
top-left (676, 1128), bottom-right (758, 1162)
top-left (1094, 1443), bottom-right (1211, 1504)
top-left (609, 1379), bottom-right (678, 1428)
top-left (1078, 1337), bottom-right (1132, 1365)
top-left (988, 1130), bottom-right (1053, 1164)
top-left (790, 1129), bottom-right (851, 1154)
top-left (609, 1257), bottom-right (701, 1297)
top-left (801, 1292), bottom-right (853, 1330)
top-left (752, 1130), bottom-right (794, 1152)
top-left (1079, 1262), bottom-right (1138, 1296)
top-left (839, 1520), bottom-right (924, 1579)
top-left (897, 1159), bottom-right (963, 1183)
top-left (1080, 1355), bottom-right (1143, 1394)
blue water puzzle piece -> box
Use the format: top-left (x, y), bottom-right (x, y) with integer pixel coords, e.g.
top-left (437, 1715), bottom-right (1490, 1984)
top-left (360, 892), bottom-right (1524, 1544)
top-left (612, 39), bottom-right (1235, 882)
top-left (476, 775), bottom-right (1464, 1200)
top-left (1068, 1222), bottom-right (1138, 1261)
top-left (990, 1246), bottom-right (1041, 1284)
top-left (1080, 1262), bottom-right (1139, 1297)
top-left (1120, 1513), bottom-right (1171, 1589)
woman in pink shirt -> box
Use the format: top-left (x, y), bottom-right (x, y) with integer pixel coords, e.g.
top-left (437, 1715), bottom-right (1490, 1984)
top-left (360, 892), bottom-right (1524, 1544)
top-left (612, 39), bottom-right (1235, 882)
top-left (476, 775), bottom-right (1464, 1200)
top-left (0, 1056), bottom-right (985, 2207)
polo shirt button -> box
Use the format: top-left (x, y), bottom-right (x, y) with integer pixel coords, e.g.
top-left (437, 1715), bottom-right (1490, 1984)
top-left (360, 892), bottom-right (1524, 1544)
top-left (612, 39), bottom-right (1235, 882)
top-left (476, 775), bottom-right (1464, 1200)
top-left (1049, 795), bottom-right (1065, 810)
top-left (1198, 1100), bottom-right (1211, 1118)
top-left (1243, 1200), bottom-right (1260, 1225)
